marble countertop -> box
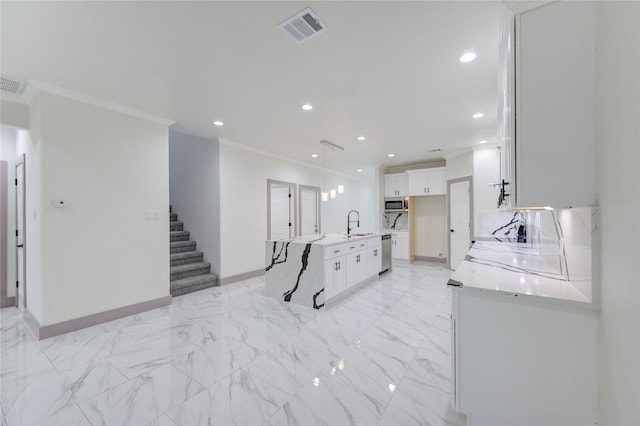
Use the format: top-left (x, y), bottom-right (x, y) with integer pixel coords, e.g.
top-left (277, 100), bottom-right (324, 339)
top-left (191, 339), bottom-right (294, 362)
top-left (268, 232), bottom-right (381, 247)
top-left (449, 240), bottom-right (595, 307)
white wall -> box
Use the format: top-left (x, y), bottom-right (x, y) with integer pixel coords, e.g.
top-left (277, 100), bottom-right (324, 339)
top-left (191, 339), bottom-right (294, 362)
top-left (218, 139), bottom-right (377, 280)
top-left (31, 92), bottom-right (170, 326)
top-left (168, 130), bottom-right (220, 275)
top-left (595, 2), bottom-right (640, 424)
top-left (445, 151), bottom-right (473, 181)
top-left (473, 146), bottom-right (500, 237)
top-left (413, 195), bottom-right (446, 259)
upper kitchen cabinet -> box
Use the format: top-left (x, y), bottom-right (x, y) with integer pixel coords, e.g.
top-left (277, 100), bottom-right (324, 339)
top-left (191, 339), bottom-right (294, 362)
top-left (407, 167), bottom-right (446, 196)
top-left (499, 1), bottom-right (596, 208)
top-left (384, 173), bottom-right (409, 197)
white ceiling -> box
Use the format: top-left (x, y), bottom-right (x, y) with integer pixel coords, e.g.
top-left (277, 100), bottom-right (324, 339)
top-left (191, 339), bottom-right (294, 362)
top-left (1, 1), bottom-right (500, 177)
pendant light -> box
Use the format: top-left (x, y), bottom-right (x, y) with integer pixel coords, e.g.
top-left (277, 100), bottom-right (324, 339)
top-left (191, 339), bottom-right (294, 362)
top-left (321, 142), bottom-right (328, 202)
top-left (337, 147), bottom-right (345, 194)
top-left (320, 139), bottom-right (345, 199)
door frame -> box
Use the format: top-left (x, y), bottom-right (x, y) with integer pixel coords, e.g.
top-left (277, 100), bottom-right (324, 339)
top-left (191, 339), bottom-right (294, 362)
top-left (266, 179), bottom-right (297, 240)
top-left (298, 185), bottom-right (321, 236)
top-left (447, 176), bottom-right (473, 270)
top-left (15, 154), bottom-right (26, 308)
top-left (0, 160), bottom-right (13, 308)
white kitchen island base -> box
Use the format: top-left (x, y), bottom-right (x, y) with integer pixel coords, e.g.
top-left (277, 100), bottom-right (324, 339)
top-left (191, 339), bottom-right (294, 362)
top-left (265, 233), bottom-right (382, 309)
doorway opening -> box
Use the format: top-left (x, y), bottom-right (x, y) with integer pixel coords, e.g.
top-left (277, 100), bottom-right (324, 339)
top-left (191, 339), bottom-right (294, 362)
top-left (15, 154), bottom-right (26, 308)
top-left (298, 185), bottom-right (321, 236)
top-left (267, 179), bottom-right (297, 240)
top-left (448, 176), bottom-right (473, 271)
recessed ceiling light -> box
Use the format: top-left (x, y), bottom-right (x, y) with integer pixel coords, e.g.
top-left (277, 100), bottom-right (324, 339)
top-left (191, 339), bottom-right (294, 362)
top-left (213, 120), bottom-right (224, 126)
top-left (301, 104), bottom-right (313, 111)
top-left (311, 154), bottom-right (318, 158)
top-left (479, 140), bottom-right (488, 144)
top-left (472, 112), bottom-right (484, 119)
top-left (356, 169), bottom-right (362, 172)
top-left (460, 52), bottom-right (477, 63)
top-left (357, 136), bottom-right (366, 141)
top-left (388, 154), bottom-right (395, 158)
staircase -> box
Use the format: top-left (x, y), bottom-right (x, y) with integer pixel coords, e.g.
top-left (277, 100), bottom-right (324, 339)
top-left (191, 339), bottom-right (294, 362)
top-left (170, 211), bottom-right (218, 296)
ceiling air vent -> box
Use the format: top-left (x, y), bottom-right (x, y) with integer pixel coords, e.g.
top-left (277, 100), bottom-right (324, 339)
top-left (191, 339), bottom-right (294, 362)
top-left (278, 8), bottom-right (327, 44)
top-left (0, 75), bottom-right (27, 94)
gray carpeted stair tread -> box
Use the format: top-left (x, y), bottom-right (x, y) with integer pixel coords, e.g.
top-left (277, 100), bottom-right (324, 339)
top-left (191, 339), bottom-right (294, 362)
top-left (170, 261), bottom-right (211, 274)
top-left (170, 241), bottom-right (196, 254)
top-left (170, 273), bottom-right (218, 296)
top-left (170, 251), bottom-right (203, 266)
top-left (171, 251), bottom-right (203, 260)
top-left (170, 261), bottom-right (211, 281)
top-left (170, 221), bottom-right (184, 231)
top-left (170, 213), bottom-right (178, 222)
top-left (170, 231), bottom-right (190, 242)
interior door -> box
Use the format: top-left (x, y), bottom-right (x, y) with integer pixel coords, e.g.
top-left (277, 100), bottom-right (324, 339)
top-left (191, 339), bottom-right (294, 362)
top-left (449, 179), bottom-right (471, 270)
top-left (299, 185), bottom-right (320, 236)
top-left (268, 180), bottom-right (296, 240)
top-left (15, 154), bottom-right (26, 308)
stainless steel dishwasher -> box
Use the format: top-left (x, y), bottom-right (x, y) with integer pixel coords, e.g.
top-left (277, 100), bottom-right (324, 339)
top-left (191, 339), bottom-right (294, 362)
top-left (380, 233), bottom-right (392, 274)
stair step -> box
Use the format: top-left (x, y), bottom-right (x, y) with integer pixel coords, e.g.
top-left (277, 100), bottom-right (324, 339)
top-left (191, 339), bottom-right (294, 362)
top-left (170, 273), bottom-right (218, 297)
top-left (170, 213), bottom-right (178, 222)
top-left (170, 221), bottom-right (184, 232)
top-left (170, 230), bottom-right (190, 242)
top-left (170, 251), bottom-right (204, 266)
top-left (170, 241), bottom-right (196, 254)
top-left (170, 262), bottom-right (211, 281)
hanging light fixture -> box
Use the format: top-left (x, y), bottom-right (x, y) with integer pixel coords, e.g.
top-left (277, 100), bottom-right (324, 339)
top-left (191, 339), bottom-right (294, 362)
top-left (320, 139), bottom-right (345, 199)
top-left (337, 147), bottom-right (345, 194)
top-left (321, 142), bottom-right (328, 202)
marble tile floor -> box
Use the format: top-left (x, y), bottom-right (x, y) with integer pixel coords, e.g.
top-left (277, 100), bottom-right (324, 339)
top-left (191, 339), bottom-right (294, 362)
top-left (0, 261), bottom-right (466, 426)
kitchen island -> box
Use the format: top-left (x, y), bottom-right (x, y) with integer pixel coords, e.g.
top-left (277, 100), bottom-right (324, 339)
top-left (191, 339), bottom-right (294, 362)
top-left (265, 233), bottom-right (382, 309)
top-left (449, 208), bottom-right (598, 426)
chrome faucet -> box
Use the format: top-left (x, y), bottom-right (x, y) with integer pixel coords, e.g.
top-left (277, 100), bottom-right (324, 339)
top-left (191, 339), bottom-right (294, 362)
top-left (347, 210), bottom-right (360, 235)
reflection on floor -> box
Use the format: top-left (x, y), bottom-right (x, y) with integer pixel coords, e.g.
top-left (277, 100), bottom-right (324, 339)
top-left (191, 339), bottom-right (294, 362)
top-left (0, 261), bottom-right (466, 426)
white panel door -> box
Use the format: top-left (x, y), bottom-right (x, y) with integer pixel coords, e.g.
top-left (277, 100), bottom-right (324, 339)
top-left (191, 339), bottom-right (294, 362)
top-left (449, 180), bottom-right (471, 270)
top-left (270, 184), bottom-right (293, 240)
top-left (15, 156), bottom-right (25, 308)
top-left (300, 187), bottom-right (319, 236)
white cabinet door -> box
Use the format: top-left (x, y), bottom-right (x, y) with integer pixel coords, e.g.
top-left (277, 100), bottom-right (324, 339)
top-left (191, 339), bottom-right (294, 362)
top-left (509, 1), bottom-right (596, 208)
top-left (408, 168), bottom-right (446, 196)
top-left (408, 170), bottom-right (428, 196)
top-left (426, 168), bottom-right (446, 195)
top-left (384, 173), bottom-right (409, 197)
top-left (367, 246), bottom-right (382, 277)
top-left (391, 233), bottom-right (409, 260)
top-left (396, 173), bottom-right (409, 197)
top-left (324, 257), bottom-right (345, 299)
top-left (345, 251), bottom-right (366, 288)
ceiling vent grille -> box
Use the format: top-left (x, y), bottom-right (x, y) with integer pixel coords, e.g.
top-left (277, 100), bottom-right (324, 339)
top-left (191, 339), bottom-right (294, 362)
top-left (1, 76), bottom-right (27, 94)
top-left (278, 8), bottom-right (327, 44)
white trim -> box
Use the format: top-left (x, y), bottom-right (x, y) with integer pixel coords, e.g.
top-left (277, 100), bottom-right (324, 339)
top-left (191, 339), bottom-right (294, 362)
top-left (443, 148), bottom-right (473, 161)
top-left (502, 0), bottom-right (556, 16)
top-left (219, 138), bottom-right (374, 183)
top-left (24, 296), bottom-right (172, 340)
top-left (22, 79), bottom-right (175, 127)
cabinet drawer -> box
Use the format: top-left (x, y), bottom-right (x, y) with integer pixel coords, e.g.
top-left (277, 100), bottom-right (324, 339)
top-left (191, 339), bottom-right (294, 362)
top-left (325, 242), bottom-right (357, 260)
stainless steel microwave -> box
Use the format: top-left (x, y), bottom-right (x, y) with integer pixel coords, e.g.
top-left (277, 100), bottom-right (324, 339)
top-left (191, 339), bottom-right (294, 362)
top-left (385, 199), bottom-right (407, 211)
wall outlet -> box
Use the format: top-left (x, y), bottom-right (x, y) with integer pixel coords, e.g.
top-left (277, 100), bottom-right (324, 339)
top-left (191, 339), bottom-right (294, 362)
top-left (438, 252), bottom-right (443, 257)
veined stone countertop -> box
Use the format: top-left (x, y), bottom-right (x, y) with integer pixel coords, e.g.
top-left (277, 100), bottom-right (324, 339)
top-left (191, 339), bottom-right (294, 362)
top-left (449, 207), bottom-right (597, 309)
top-left (268, 232), bottom-right (382, 247)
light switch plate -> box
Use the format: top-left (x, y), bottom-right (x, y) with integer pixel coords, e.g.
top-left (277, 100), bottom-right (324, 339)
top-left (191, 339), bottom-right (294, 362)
top-left (52, 200), bottom-right (68, 208)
